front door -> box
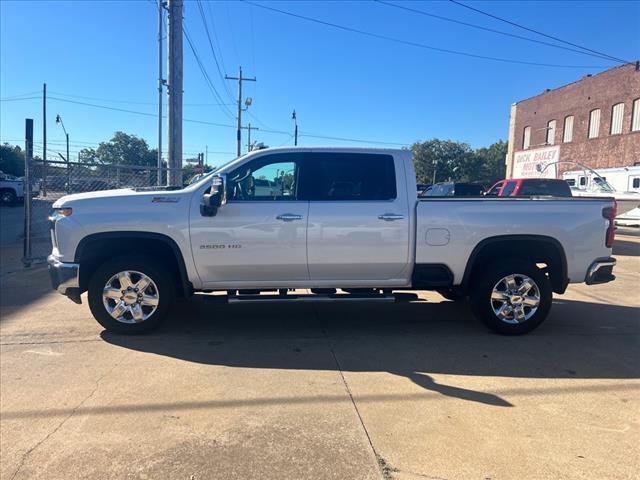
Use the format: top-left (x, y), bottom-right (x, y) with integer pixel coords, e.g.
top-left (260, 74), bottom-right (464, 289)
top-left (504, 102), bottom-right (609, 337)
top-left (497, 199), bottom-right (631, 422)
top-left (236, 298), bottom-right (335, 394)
top-left (190, 153), bottom-right (309, 286)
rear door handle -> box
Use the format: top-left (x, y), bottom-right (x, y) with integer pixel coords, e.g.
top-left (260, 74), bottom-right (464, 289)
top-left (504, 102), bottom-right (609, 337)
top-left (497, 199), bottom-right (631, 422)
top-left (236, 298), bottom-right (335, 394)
top-left (276, 213), bottom-right (303, 222)
top-left (378, 213), bottom-right (404, 221)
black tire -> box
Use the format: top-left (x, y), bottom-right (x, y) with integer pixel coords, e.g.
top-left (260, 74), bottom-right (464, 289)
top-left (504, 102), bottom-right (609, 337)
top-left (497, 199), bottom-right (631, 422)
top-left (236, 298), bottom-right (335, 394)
top-left (1, 189), bottom-right (17, 205)
top-left (437, 288), bottom-right (466, 302)
top-left (88, 256), bottom-right (175, 334)
top-left (470, 259), bottom-right (552, 335)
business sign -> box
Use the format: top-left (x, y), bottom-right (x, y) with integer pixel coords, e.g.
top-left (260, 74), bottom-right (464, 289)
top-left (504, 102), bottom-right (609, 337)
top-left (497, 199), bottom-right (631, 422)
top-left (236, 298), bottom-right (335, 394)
top-left (512, 145), bottom-right (560, 179)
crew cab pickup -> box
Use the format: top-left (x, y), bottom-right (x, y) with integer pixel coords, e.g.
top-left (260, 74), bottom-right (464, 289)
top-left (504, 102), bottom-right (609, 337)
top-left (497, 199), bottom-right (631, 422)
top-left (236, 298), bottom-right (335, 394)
top-left (47, 147), bottom-right (617, 335)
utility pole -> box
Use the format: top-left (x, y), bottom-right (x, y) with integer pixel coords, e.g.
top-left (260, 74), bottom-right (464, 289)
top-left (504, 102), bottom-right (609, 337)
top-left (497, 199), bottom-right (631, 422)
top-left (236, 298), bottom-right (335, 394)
top-left (23, 119), bottom-right (33, 266)
top-left (243, 123), bottom-right (259, 152)
top-left (292, 109), bottom-right (298, 146)
top-left (226, 66), bottom-right (256, 157)
top-left (157, 0), bottom-right (165, 186)
top-left (205, 145), bottom-right (208, 166)
top-left (167, 0), bottom-right (183, 187)
top-left (42, 83), bottom-right (47, 196)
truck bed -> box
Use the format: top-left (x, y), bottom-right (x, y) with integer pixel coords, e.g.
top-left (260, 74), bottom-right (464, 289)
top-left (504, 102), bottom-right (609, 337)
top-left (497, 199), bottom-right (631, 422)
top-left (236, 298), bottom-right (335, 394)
top-left (415, 196), bottom-right (614, 285)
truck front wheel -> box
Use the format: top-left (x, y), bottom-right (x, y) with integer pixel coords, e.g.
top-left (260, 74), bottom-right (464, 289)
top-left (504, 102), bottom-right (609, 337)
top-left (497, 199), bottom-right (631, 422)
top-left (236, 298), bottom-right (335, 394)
top-left (88, 256), bottom-right (175, 334)
top-left (470, 259), bottom-right (552, 335)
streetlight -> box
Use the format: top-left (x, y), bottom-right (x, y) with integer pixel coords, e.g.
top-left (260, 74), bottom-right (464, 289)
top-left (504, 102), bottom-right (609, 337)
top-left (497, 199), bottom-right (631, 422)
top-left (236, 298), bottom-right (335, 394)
top-left (55, 114), bottom-right (70, 163)
top-left (56, 114), bottom-right (70, 193)
top-left (292, 110), bottom-right (298, 146)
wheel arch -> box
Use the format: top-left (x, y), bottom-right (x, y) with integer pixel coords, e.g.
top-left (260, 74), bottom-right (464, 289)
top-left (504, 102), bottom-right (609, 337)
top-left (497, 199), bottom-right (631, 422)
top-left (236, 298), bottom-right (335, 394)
top-left (461, 234), bottom-right (568, 294)
top-left (75, 231), bottom-right (193, 297)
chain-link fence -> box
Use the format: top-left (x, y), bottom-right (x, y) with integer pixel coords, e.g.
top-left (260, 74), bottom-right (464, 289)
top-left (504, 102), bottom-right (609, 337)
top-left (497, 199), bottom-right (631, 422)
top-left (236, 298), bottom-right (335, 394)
top-left (23, 159), bottom-right (190, 266)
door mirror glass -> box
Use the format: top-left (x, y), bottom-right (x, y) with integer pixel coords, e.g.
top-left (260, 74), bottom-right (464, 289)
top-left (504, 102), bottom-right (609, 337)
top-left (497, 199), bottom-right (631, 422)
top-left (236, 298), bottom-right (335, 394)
top-left (201, 174), bottom-right (227, 217)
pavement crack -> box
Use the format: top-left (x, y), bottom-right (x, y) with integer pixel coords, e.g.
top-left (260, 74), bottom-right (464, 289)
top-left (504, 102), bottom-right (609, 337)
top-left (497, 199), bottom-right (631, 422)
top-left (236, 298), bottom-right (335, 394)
top-left (8, 353), bottom-right (125, 480)
top-left (311, 303), bottom-right (386, 480)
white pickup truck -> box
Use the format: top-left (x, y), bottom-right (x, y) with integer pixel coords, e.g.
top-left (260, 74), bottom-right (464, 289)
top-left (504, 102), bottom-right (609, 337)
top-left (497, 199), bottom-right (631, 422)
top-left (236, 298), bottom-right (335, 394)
top-left (47, 147), bottom-right (617, 335)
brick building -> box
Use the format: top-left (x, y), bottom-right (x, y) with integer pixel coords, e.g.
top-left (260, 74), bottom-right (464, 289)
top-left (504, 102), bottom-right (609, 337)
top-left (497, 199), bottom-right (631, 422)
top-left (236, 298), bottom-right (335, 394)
top-left (506, 63), bottom-right (640, 178)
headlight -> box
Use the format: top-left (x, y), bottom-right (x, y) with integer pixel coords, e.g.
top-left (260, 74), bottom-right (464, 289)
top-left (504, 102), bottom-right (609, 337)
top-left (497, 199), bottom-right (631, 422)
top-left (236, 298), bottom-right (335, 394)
top-left (49, 207), bottom-right (73, 222)
top-left (53, 207), bottom-right (73, 217)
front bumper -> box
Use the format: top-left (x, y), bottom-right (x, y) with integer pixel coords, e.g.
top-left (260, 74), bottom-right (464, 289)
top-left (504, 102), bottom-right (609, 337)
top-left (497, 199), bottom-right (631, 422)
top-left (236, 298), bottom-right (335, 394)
top-left (47, 255), bottom-right (82, 304)
top-left (585, 257), bottom-right (616, 285)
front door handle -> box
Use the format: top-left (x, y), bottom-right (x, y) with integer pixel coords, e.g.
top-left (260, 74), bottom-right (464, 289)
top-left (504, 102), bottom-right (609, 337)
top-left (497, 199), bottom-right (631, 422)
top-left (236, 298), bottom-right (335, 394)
top-left (378, 213), bottom-right (404, 221)
top-left (276, 213), bottom-right (304, 222)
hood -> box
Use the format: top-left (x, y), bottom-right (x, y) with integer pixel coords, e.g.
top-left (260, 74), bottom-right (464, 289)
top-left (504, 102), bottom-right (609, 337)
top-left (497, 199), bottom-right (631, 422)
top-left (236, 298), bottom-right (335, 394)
top-left (52, 187), bottom-right (186, 208)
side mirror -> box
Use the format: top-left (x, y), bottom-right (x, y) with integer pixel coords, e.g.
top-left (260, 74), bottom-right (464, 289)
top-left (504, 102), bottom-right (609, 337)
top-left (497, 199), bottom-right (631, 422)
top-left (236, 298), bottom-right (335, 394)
top-left (200, 174), bottom-right (227, 217)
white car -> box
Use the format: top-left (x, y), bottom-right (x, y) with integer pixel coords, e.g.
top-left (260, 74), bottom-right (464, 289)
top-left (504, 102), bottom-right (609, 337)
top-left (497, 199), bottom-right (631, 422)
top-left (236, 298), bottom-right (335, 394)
top-left (47, 147), bottom-right (617, 335)
top-left (0, 171), bottom-right (25, 204)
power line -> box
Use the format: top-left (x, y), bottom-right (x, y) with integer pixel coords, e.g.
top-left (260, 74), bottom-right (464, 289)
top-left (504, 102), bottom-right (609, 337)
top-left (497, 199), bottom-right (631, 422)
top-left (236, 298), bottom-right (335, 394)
top-left (43, 96), bottom-right (410, 147)
top-left (48, 96), bottom-right (237, 128)
top-left (243, 0), bottom-right (608, 69)
top-left (183, 21), bottom-right (237, 120)
top-left (299, 132), bottom-right (408, 146)
top-left (448, 0), bottom-right (631, 65)
top-left (0, 91), bottom-right (41, 100)
top-left (0, 96), bottom-right (40, 102)
top-left (204, 0), bottom-right (234, 96)
top-left (48, 90), bottom-right (233, 107)
top-left (196, 0), bottom-right (235, 102)
top-left (375, 0), bottom-right (621, 63)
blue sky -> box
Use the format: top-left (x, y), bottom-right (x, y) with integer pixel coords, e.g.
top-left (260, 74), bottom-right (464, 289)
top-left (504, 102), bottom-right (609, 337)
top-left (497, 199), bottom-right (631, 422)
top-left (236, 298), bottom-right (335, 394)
top-left (1, 0), bottom-right (638, 167)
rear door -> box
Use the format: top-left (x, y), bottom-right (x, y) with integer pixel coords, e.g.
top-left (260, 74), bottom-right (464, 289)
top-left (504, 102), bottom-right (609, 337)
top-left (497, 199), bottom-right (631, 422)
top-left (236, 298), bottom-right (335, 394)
top-left (301, 152), bottom-right (411, 284)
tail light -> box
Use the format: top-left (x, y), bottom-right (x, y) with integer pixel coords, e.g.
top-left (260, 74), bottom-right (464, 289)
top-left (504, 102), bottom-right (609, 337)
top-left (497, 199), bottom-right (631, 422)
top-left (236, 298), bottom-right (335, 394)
top-left (602, 202), bottom-right (617, 248)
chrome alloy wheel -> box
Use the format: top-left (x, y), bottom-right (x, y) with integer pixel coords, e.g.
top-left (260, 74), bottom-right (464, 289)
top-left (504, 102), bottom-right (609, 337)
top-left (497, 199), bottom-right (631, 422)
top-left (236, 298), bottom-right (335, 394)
top-left (102, 270), bottom-right (160, 324)
top-left (490, 273), bottom-right (540, 324)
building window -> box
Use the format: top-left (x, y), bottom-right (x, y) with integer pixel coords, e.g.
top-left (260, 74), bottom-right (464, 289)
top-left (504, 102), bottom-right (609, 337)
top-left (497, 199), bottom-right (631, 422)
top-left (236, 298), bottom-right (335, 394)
top-left (588, 109), bottom-right (600, 139)
top-left (632, 98), bottom-right (640, 132)
top-left (563, 116), bottom-right (574, 143)
top-left (610, 103), bottom-right (624, 135)
top-left (546, 120), bottom-right (556, 145)
top-left (523, 126), bottom-right (531, 149)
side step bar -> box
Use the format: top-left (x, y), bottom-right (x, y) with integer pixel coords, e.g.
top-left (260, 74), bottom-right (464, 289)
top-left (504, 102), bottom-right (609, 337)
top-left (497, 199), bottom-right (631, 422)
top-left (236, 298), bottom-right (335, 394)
top-left (228, 293), bottom-right (401, 304)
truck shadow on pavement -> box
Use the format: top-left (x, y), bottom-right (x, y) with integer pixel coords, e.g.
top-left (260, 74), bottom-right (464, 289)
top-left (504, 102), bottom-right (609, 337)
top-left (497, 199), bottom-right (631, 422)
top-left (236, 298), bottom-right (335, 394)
top-left (101, 295), bottom-right (640, 408)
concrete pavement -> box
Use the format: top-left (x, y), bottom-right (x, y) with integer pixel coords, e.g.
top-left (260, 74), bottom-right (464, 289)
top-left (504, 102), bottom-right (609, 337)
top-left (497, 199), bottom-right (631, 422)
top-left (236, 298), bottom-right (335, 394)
top-left (1, 234), bottom-right (639, 479)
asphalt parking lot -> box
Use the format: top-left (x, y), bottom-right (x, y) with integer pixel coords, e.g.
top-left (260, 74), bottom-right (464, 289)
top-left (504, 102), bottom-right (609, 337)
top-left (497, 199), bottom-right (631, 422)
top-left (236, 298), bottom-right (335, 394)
top-left (1, 233), bottom-right (639, 480)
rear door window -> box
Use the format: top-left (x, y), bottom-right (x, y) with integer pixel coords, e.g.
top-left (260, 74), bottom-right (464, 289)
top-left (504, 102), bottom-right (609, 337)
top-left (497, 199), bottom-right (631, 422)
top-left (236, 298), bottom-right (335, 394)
top-left (501, 181), bottom-right (517, 196)
top-left (299, 153), bottom-right (396, 201)
top-left (519, 180), bottom-right (571, 196)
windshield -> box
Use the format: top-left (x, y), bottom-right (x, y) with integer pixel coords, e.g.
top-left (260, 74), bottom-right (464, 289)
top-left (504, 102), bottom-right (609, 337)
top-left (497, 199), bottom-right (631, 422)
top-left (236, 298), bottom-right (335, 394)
top-left (592, 177), bottom-right (616, 192)
top-left (186, 156), bottom-right (244, 188)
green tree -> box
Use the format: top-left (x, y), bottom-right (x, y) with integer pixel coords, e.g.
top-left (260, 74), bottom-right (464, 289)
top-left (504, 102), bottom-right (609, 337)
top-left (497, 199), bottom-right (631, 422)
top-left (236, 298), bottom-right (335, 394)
top-left (79, 132), bottom-right (157, 166)
top-left (412, 139), bottom-right (476, 184)
top-left (78, 147), bottom-right (99, 164)
top-left (0, 144), bottom-right (25, 176)
top-left (182, 163), bottom-right (213, 185)
top-left (474, 140), bottom-right (507, 186)
top-left (412, 139), bottom-right (508, 187)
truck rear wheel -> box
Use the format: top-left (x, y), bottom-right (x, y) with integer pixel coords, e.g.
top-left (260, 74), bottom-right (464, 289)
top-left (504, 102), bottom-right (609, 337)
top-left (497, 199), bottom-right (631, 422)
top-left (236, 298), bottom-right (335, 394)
top-left (470, 259), bottom-right (552, 335)
top-left (1, 189), bottom-right (17, 204)
top-left (88, 256), bottom-right (175, 334)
